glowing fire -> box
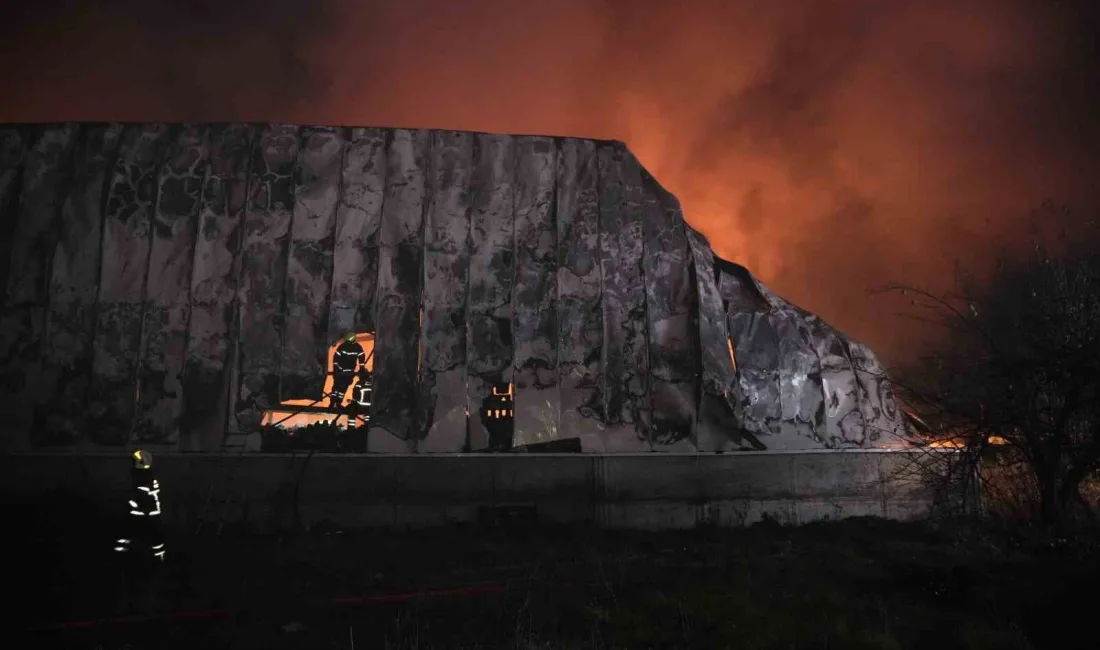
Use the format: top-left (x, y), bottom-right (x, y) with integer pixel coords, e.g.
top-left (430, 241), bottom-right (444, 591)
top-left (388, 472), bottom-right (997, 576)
top-left (903, 408), bottom-right (1009, 449)
top-left (927, 435), bottom-right (1008, 449)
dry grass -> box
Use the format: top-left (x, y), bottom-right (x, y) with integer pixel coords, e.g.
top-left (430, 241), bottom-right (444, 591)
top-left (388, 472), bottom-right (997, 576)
top-left (12, 493), bottom-right (1100, 650)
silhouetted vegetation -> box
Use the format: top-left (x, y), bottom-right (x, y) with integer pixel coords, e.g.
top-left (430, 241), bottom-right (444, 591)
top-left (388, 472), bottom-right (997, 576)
top-left (888, 203), bottom-right (1100, 526)
top-left (261, 422), bottom-right (366, 453)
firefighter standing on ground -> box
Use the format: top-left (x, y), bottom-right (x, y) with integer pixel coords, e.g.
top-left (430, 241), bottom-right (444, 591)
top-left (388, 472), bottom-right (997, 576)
top-left (114, 449), bottom-right (166, 562)
top-left (330, 333), bottom-right (367, 410)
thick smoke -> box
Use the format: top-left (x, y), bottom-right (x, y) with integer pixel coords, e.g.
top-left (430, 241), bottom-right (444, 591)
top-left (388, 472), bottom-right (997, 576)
top-left (1, 0), bottom-right (1097, 366)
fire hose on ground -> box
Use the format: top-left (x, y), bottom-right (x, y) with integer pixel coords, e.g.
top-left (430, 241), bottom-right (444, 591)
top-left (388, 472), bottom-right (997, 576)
top-left (31, 583), bottom-right (509, 632)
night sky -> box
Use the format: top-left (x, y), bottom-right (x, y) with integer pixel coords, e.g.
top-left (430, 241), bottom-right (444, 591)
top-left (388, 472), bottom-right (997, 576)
top-left (1, 0), bottom-right (1097, 367)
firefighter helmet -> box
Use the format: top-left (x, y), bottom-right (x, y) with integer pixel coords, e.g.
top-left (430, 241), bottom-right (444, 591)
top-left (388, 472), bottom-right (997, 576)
top-left (132, 449), bottom-right (153, 469)
top-left (344, 332), bottom-right (357, 343)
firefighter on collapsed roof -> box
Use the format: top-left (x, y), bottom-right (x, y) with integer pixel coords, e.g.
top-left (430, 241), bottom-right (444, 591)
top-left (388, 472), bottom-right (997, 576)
top-left (330, 333), bottom-right (368, 410)
top-left (114, 449), bottom-right (166, 563)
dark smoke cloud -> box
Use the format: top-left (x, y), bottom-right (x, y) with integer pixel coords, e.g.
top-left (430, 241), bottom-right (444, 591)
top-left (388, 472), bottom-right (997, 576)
top-left (688, 2), bottom-right (877, 184)
top-left (0, 0), bottom-right (1097, 367)
top-left (0, 0), bottom-right (333, 120)
top-left (590, 0), bottom-right (1100, 362)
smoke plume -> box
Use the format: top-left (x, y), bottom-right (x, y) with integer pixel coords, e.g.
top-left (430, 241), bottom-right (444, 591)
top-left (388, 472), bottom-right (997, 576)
top-left (1, 0), bottom-right (1098, 366)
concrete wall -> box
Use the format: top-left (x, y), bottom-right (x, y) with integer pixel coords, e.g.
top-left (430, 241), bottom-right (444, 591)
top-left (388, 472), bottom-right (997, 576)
top-left (0, 450), bottom-right (943, 531)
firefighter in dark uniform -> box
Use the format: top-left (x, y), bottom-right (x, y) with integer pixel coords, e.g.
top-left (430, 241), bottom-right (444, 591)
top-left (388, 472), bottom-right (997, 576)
top-left (354, 372), bottom-right (373, 423)
top-left (480, 382), bottom-right (515, 451)
top-left (114, 450), bottom-right (166, 563)
top-left (330, 333), bottom-right (367, 410)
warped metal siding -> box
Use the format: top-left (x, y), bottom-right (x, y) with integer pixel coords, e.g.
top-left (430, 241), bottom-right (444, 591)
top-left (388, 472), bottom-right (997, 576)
top-left (419, 130), bottom-right (473, 451)
top-left (511, 137), bottom-right (558, 449)
top-left (0, 123), bottom-right (909, 452)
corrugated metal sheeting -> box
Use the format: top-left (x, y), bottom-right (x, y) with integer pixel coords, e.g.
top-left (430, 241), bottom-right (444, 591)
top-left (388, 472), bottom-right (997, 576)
top-left (0, 124), bottom-right (908, 452)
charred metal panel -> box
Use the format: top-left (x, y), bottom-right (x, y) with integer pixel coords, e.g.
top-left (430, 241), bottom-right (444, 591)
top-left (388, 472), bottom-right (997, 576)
top-left (716, 262), bottom-right (764, 447)
top-left (772, 306), bottom-right (826, 445)
top-left (512, 136), bottom-right (558, 448)
top-left (0, 125), bottom-right (77, 448)
top-left (596, 144), bottom-right (649, 451)
top-left (722, 271), bottom-right (830, 448)
top-left (0, 127), bottom-right (30, 314)
top-left (88, 124), bottom-right (171, 445)
top-left (815, 329), bottom-right (865, 447)
top-left (182, 125), bottom-right (253, 450)
top-left (729, 311), bottom-right (781, 441)
top-left (371, 129), bottom-right (429, 443)
top-left (133, 126), bottom-right (210, 444)
top-left (466, 133), bottom-right (516, 451)
top-left (0, 125), bottom-right (29, 446)
top-left (39, 126), bottom-right (123, 445)
top-left (596, 143), bottom-right (624, 427)
top-left (847, 340), bottom-right (905, 446)
top-left (617, 149), bottom-right (651, 449)
top-left (685, 226), bottom-right (739, 450)
top-left (3, 126), bottom-right (77, 306)
top-left (418, 130), bottom-right (472, 452)
top-left (234, 124), bottom-right (299, 432)
top-left (327, 128), bottom-right (385, 341)
top-left (642, 173), bottom-right (696, 451)
top-left (716, 259), bottom-right (770, 314)
top-left (280, 127), bottom-right (342, 402)
top-left (555, 139), bottom-right (604, 451)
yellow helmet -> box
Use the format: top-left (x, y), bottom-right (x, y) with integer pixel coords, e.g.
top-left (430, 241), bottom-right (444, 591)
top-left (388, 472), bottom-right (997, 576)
top-left (344, 332), bottom-right (357, 343)
top-left (132, 449), bottom-right (152, 469)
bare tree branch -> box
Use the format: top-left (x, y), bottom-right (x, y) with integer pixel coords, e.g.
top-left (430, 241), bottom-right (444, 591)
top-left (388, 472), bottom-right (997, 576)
top-left (883, 205), bottom-right (1100, 526)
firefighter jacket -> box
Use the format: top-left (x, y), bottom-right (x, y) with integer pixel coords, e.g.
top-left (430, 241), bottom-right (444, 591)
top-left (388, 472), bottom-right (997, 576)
top-left (128, 466), bottom-right (162, 516)
top-left (333, 340), bottom-right (366, 374)
top-left (355, 376), bottom-right (374, 408)
top-left (114, 466), bottom-right (166, 560)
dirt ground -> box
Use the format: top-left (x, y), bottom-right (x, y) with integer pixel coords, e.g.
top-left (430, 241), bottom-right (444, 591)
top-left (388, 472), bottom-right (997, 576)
top-left (11, 492), bottom-right (1100, 650)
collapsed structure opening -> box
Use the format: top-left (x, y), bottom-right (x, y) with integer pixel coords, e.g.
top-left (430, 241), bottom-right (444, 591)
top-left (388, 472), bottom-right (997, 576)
top-left (261, 330), bottom-right (520, 450)
top-left (260, 333), bottom-right (376, 430)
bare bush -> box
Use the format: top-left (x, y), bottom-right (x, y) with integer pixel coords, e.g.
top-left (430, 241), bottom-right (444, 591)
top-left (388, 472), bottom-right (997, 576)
top-left (882, 204), bottom-right (1100, 526)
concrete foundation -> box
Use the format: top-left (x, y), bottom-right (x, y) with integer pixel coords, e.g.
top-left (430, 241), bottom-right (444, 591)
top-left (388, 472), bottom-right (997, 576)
top-left (0, 450), bottom-right (947, 531)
